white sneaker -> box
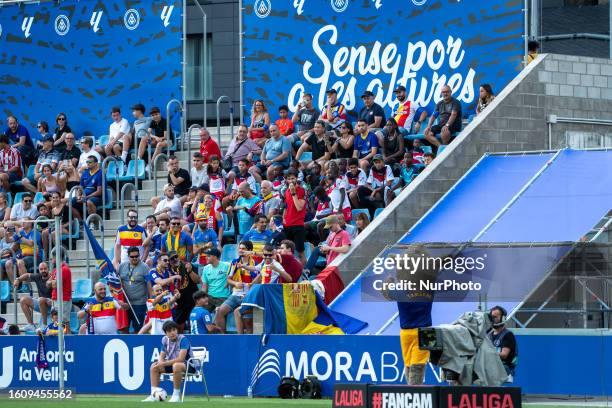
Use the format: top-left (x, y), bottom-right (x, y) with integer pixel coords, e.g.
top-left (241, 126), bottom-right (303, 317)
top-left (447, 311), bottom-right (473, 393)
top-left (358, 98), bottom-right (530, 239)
top-left (168, 395), bottom-right (181, 403)
top-left (141, 395), bottom-right (158, 402)
top-left (23, 324), bottom-right (37, 332)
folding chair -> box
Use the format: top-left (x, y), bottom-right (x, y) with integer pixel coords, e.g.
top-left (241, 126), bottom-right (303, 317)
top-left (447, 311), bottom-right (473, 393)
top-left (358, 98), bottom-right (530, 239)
top-left (182, 346), bottom-right (210, 402)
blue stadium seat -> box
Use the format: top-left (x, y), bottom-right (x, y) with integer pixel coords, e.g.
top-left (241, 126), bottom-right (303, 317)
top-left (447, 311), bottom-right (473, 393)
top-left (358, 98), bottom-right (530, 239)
top-left (69, 312), bottom-right (80, 334)
top-left (467, 114), bottom-right (475, 123)
top-left (405, 133), bottom-right (425, 141)
top-left (97, 134), bottom-right (109, 147)
top-left (33, 192), bottom-right (45, 205)
top-left (351, 209), bottom-right (370, 225)
top-left (438, 145), bottom-right (448, 154)
top-left (13, 165), bottom-right (34, 188)
top-left (105, 161), bottom-right (125, 182)
top-left (119, 159), bottom-right (146, 182)
top-left (300, 151), bottom-right (313, 162)
top-left (222, 213), bottom-right (235, 239)
top-left (101, 188), bottom-right (114, 210)
top-left (169, 129), bottom-right (180, 151)
top-left (72, 278), bottom-right (92, 302)
top-left (0, 280), bottom-right (10, 302)
top-left (237, 212), bottom-right (254, 236)
top-left (303, 242), bottom-right (314, 261)
top-left (225, 310), bottom-right (237, 333)
top-left (254, 183), bottom-right (261, 196)
top-left (6, 192), bottom-right (12, 208)
top-left (13, 191), bottom-right (29, 204)
top-left (221, 244), bottom-right (238, 263)
top-left (374, 207), bottom-right (384, 219)
top-left (61, 219), bottom-right (80, 241)
top-left (421, 146), bottom-right (433, 155)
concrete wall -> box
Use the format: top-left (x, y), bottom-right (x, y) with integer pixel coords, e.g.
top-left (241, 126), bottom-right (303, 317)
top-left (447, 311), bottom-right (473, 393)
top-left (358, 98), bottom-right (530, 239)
top-left (334, 53), bottom-right (612, 285)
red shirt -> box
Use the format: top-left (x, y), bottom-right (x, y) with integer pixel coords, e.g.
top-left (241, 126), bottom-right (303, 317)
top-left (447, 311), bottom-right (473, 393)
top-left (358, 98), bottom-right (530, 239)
top-left (199, 137), bottom-right (221, 163)
top-left (51, 263), bottom-right (72, 301)
top-left (325, 229), bottom-right (351, 264)
top-left (275, 118), bottom-right (294, 136)
top-left (279, 254), bottom-right (303, 283)
top-left (284, 185), bottom-right (306, 227)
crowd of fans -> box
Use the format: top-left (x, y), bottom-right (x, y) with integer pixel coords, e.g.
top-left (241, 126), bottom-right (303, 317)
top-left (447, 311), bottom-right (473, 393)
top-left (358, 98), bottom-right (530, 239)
top-left (0, 82), bottom-right (496, 336)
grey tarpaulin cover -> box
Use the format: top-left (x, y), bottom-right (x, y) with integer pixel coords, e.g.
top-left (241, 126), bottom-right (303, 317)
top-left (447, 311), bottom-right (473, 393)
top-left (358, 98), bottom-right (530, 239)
top-left (435, 311), bottom-right (508, 386)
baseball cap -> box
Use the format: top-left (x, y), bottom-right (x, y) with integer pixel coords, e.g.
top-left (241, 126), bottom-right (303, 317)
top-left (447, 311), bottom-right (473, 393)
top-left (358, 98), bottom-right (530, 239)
top-left (205, 248), bottom-right (221, 258)
top-left (149, 106), bottom-right (161, 114)
top-left (394, 85), bottom-right (406, 93)
top-left (324, 214), bottom-right (340, 228)
top-left (131, 103), bottom-right (145, 113)
top-left (326, 88), bottom-right (338, 95)
top-left (167, 250), bottom-right (178, 259)
top-left (42, 135), bottom-right (54, 143)
top-left (372, 154), bottom-right (384, 162)
top-left (361, 90), bottom-right (375, 98)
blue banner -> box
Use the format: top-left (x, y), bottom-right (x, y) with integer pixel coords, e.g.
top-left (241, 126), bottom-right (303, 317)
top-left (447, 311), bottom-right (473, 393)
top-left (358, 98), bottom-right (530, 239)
top-left (0, 334), bottom-right (610, 396)
top-left (0, 0), bottom-right (182, 138)
top-left (243, 0), bottom-right (523, 119)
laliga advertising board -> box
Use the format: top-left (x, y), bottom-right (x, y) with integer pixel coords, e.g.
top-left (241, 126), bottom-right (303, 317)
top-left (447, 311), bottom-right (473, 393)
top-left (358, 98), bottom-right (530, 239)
top-left (243, 0), bottom-right (524, 117)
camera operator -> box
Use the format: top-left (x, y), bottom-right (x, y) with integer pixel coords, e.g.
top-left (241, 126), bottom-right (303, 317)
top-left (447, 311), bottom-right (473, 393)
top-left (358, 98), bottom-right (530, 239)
top-left (487, 306), bottom-right (518, 378)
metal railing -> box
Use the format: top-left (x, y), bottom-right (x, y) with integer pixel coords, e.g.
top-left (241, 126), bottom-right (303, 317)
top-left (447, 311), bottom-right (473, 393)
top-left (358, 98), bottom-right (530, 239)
top-left (152, 153), bottom-right (169, 197)
top-left (101, 156), bottom-right (120, 229)
top-left (67, 185), bottom-right (87, 251)
top-left (216, 95), bottom-right (233, 152)
top-left (186, 124), bottom-right (202, 170)
top-left (547, 115), bottom-right (612, 150)
top-left (120, 183), bottom-right (137, 224)
top-left (166, 99), bottom-right (183, 155)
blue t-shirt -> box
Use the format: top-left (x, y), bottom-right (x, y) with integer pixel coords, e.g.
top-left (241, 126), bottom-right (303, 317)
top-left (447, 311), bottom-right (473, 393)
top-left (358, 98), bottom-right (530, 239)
top-left (193, 227), bottom-right (219, 248)
top-left (262, 136), bottom-right (291, 166)
top-left (353, 132), bottom-right (379, 158)
top-left (161, 231), bottom-right (193, 261)
top-left (241, 229), bottom-right (273, 253)
top-left (397, 301), bottom-right (432, 330)
top-left (80, 168), bottom-right (103, 196)
top-left (5, 124), bottom-right (34, 148)
top-left (189, 306), bottom-right (213, 334)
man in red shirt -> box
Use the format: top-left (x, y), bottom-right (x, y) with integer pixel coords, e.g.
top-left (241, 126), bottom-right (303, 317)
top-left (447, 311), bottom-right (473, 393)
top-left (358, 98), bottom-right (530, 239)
top-left (283, 169), bottom-right (307, 264)
top-left (199, 128), bottom-right (221, 163)
top-left (0, 133), bottom-right (23, 192)
top-left (278, 240), bottom-right (303, 283)
top-left (305, 215), bottom-right (352, 274)
top-left (47, 249), bottom-right (72, 326)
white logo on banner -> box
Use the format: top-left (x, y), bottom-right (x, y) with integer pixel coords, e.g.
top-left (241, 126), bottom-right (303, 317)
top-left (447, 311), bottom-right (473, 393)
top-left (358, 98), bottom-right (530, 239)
top-left (412, 0), bottom-right (428, 5)
top-left (331, 0), bottom-right (349, 13)
top-left (0, 346), bottom-right (13, 388)
top-left (287, 25), bottom-right (475, 114)
top-left (0, 24), bottom-right (3, 38)
top-left (90, 11), bottom-right (103, 33)
top-left (254, 0), bottom-right (272, 18)
top-left (103, 339), bottom-right (145, 391)
top-left (293, 0), bottom-right (305, 15)
top-left (372, 0), bottom-right (383, 9)
top-left (54, 15), bottom-right (70, 36)
top-left (251, 349), bottom-right (281, 385)
top-left (124, 9), bottom-right (141, 30)
top-left (161, 5), bottom-right (174, 27)
top-left (21, 16), bottom-right (34, 39)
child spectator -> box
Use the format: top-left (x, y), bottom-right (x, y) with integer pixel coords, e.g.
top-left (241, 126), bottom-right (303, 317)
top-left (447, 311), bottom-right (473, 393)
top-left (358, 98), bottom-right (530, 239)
top-left (138, 284), bottom-right (180, 335)
top-left (275, 105), bottom-right (294, 136)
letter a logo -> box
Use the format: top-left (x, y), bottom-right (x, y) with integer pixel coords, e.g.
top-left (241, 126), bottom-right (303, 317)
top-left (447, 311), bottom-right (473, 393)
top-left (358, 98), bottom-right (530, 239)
top-left (161, 5), bottom-right (174, 27)
top-left (22, 17), bottom-right (33, 39)
top-left (90, 11), bottom-right (103, 33)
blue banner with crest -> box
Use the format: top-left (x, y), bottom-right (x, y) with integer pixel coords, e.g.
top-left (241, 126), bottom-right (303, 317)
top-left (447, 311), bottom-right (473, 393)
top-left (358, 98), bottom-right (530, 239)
top-left (0, 0), bottom-right (182, 138)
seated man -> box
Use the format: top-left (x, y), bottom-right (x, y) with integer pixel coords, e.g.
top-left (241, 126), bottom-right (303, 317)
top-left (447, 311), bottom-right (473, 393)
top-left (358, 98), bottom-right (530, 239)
top-left (249, 124), bottom-right (291, 183)
top-left (487, 306), bottom-right (518, 379)
top-left (424, 85), bottom-right (462, 149)
top-left (14, 261), bottom-right (52, 332)
top-left (104, 106), bottom-right (131, 162)
top-left (73, 155), bottom-right (103, 218)
top-left (22, 135), bottom-right (59, 193)
top-left (189, 290), bottom-right (221, 334)
top-left (143, 320), bottom-right (196, 403)
top-left (0, 133), bottom-right (23, 192)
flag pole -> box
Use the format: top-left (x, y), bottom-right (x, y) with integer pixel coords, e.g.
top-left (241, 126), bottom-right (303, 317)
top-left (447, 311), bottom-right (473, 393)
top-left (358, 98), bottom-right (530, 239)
top-left (121, 287), bottom-right (140, 326)
top-left (55, 216), bottom-right (65, 392)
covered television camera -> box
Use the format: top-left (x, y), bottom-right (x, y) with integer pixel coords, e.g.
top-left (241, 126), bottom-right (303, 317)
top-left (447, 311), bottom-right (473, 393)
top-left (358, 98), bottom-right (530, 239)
top-left (418, 311), bottom-right (508, 386)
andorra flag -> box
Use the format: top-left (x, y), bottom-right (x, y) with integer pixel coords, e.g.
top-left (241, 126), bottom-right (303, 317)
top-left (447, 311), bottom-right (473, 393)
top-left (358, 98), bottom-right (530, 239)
top-left (242, 283), bottom-right (367, 335)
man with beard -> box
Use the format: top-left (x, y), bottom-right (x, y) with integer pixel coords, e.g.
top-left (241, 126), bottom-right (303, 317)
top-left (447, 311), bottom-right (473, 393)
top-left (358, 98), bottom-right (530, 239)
top-left (168, 251), bottom-right (200, 333)
top-left (113, 209), bottom-right (149, 269)
top-left (390, 85), bottom-right (423, 135)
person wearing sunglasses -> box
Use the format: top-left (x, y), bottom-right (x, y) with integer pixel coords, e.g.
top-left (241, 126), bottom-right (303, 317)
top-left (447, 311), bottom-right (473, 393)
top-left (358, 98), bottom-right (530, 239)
top-left (117, 246), bottom-right (150, 333)
top-left (52, 112), bottom-right (72, 151)
top-left (113, 209), bottom-right (149, 270)
top-left (21, 135), bottom-right (59, 193)
top-left (161, 217), bottom-right (193, 263)
top-left (168, 250), bottom-right (200, 333)
top-left (33, 121), bottom-right (50, 150)
top-left (7, 192), bottom-right (39, 222)
top-left (148, 253), bottom-right (181, 293)
top-left (244, 245), bottom-right (291, 285)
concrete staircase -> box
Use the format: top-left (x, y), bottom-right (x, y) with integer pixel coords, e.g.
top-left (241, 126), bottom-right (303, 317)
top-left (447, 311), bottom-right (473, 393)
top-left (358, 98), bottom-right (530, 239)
top-left (1, 126), bottom-right (236, 328)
